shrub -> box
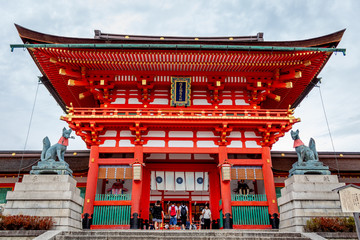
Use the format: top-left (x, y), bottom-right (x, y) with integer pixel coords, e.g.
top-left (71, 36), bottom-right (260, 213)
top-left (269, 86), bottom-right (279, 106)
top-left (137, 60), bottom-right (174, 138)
top-left (0, 215), bottom-right (54, 230)
top-left (304, 217), bottom-right (355, 232)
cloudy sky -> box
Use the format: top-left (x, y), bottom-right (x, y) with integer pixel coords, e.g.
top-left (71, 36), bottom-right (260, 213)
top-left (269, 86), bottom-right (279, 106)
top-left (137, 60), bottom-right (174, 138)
top-left (0, 0), bottom-right (359, 152)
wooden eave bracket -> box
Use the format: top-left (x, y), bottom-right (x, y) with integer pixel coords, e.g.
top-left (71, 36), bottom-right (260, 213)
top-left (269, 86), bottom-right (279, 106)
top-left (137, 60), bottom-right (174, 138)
top-left (129, 122), bottom-right (148, 145)
top-left (214, 123), bottom-right (233, 146)
top-left (207, 76), bottom-right (225, 106)
top-left (136, 75), bottom-right (155, 105)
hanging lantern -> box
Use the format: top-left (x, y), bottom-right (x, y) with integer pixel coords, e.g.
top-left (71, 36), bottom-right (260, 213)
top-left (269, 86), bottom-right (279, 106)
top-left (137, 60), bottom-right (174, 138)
top-left (133, 163), bottom-right (142, 181)
top-left (221, 163), bottom-right (231, 181)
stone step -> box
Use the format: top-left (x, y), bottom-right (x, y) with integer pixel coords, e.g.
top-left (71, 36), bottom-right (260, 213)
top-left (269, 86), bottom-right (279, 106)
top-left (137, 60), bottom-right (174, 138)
top-left (56, 236), bottom-right (309, 240)
top-left (53, 230), bottom-right (310, 240)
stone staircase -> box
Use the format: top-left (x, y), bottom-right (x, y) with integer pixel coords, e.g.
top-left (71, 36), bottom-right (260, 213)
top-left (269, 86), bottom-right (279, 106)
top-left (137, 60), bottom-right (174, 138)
top-left (50, 230), bottom-right (312, 240)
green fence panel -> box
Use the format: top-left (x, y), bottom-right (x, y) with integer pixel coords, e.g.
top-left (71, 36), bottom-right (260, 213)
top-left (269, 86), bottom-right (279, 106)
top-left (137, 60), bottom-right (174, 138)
top-left (231, 206), bottom-right (270, 225)
top-left (95, 193), bottom-right (131, 201)
top-left (0, 188), bottom-right (12, 204)
top-left (231, 194), bottom-right (267, 201)
top-left (93, 205), bottom-right (131, 225)
top-left (219, 209), bottom-right (223, 228)
top-left (92, 194), bottom-right (131, 225)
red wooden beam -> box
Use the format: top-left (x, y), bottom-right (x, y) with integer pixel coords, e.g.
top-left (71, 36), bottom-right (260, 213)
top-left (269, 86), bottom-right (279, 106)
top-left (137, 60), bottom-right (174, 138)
top-left (227, 159), bottom-right (263, 166)
top-left (146, 163), bottom-right (217, 171)
top-left (98, 158), bottom-right (134, 165)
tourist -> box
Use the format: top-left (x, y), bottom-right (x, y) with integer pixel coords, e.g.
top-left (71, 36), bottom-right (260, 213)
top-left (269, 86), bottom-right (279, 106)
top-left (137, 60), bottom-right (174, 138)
top-left (179, 202), bottom-right (188, 230)
top-left (201, 205), bottom-right (211, 229)
top-left (168, 202), bottom-right (178, 230)
top-left (152, 201), bottom-right (164, 230)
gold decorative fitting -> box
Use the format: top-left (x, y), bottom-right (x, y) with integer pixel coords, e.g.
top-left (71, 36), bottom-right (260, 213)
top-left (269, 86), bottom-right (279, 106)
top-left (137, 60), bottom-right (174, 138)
top-left (50, 57), bottom-right (57, 63)
top-left (194, 38), bottom-right (199, 40)
top-left (295, 71), bottom-right (302, 78)
top-left (87, 199), bottom-right (90, 203)
top-left (216, 81), bottom-right (221, 87)
top-left (229, 37), bottom-right (233, 40)
top-left (12, 153), bottom-right (16, 156)
top-left (125, 36), bottom-right (130, 39)
top-left (281, 153), bottom-right (285, 157)
top-left (100, 80), bottom-right (105, 85)
top-left (286, 82), bottom-right (293, 88)
top-left (160, 37), bottom-right (164, 40)
top-left (257, 81), bottom-right (262, 87)
top-left (73, 152), bottom-right (77, 156)
top-left (142, 79), bottom-right (147, 85)
top-left (339, 154), bottom-right (344, 157)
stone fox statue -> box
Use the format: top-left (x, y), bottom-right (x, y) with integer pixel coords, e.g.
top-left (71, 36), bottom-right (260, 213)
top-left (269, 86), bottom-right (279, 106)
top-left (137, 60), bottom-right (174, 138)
top-left (41, 128), bottom-right (72, 162)
top-left (291, 129), bottom-right (319, 163)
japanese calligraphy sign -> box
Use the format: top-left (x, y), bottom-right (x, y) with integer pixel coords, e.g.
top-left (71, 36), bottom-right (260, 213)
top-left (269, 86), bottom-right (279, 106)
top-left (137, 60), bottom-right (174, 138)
top-left (170, 77), bottom-right (191, 107)
top-left (338, 185), bottom-right (360, 213)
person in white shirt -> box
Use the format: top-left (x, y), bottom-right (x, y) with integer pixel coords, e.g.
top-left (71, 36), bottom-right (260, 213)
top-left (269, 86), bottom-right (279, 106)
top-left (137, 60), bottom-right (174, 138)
top-left (201, 205), bottom-right (212, 229)
top-left (168, 202), bottom-right (179, 230)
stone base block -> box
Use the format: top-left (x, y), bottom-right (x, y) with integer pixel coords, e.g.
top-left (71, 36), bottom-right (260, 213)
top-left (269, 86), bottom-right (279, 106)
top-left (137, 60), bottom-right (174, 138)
top-left (3, 175), bottom-right (83, 231)
top-left (279, 174), bottom-right (350, 232)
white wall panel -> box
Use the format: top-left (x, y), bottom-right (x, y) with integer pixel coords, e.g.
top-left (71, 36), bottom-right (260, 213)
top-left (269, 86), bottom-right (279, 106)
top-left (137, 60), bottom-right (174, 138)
top-left (228, 141), bottom-right (243, 148)
top-left (101, 140), bottom-right (117, 147)
top-left (100, 130), bottom-right (117, 137)
top-left (147, 131), bottom-right (165, 137)
top-left (193, 99), bottom-right (212, 105)
top-left (235, 99), bottom-right (247, 105)
top-left (118, 140), bottom-right (133, 147)
top-left (169, 131), bottom-right (193, 138)
top-left (144, 140), bottom-right (165, 147)
top-left (169, 141), bottom-right (193, 147)
top-left (120, 130), bottom-right (134, 137)
top-left (197, 131), bottom-right (215, 137)
top-left (113, 98), bottom-right (126, 104)
top-left (197, 141), bottom-right (217, 148)
top-left (245, 141), bottom-right (261, 148)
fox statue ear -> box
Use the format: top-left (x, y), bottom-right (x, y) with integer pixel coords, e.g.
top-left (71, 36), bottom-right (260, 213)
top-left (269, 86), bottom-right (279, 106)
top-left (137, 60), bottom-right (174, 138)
top-left (296, 129), bottom-right (299, 134)
top-left (63, 127), bottom-right (66, 132)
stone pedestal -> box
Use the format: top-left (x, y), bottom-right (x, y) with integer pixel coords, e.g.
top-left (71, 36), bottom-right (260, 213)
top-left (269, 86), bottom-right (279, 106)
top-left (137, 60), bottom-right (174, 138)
top-left (278, 175), bottom-right (350, 232)
top-left (3, 175), bottom-right (83, 231)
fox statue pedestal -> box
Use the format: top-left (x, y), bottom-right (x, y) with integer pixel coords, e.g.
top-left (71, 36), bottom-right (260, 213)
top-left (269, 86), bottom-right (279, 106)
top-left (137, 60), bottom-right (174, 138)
top-left (3, 175), bottom-right (83, 230)
top-left (278, 175), bottom-right (350, 232)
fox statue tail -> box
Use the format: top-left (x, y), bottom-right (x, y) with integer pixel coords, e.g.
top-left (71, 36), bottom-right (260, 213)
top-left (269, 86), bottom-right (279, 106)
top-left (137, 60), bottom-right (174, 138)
top-left (41, 137), bottom-right (51, 161)
top-left (309, 138), bottom-right (319, 161)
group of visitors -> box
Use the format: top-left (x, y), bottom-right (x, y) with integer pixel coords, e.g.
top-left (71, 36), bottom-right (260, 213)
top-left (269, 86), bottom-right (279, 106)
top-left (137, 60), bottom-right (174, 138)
top-left (150, 201), bottom-right (212, 230)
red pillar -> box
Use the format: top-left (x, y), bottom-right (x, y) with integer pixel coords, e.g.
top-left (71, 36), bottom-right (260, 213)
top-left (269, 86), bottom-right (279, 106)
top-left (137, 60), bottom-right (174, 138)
top-left (218, 146), bottom-right (232, 229)
top-left (130, 145), bottom-right (144, 229)
top-left (82, 145), bottom-right (99, 229)
top-left (262, 146), bottom-right (279, 215)
top-left (140, 167), bottom-right (151, 228)
top-left (209, 167), bottom-right (221, 229)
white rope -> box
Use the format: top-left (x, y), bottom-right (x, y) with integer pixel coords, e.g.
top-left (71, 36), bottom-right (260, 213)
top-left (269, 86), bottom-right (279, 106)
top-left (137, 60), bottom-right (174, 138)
top-left (317, 84), bottom-right (340, 177)
top-left (17, 79), bottom-right (41, 181)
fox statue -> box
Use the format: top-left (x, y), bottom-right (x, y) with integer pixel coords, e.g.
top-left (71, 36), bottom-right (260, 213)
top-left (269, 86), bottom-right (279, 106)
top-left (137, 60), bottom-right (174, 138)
top-left (291, 129), bottom-right (318, 163)
top-left (41, 127), bottom-right (73, 162)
